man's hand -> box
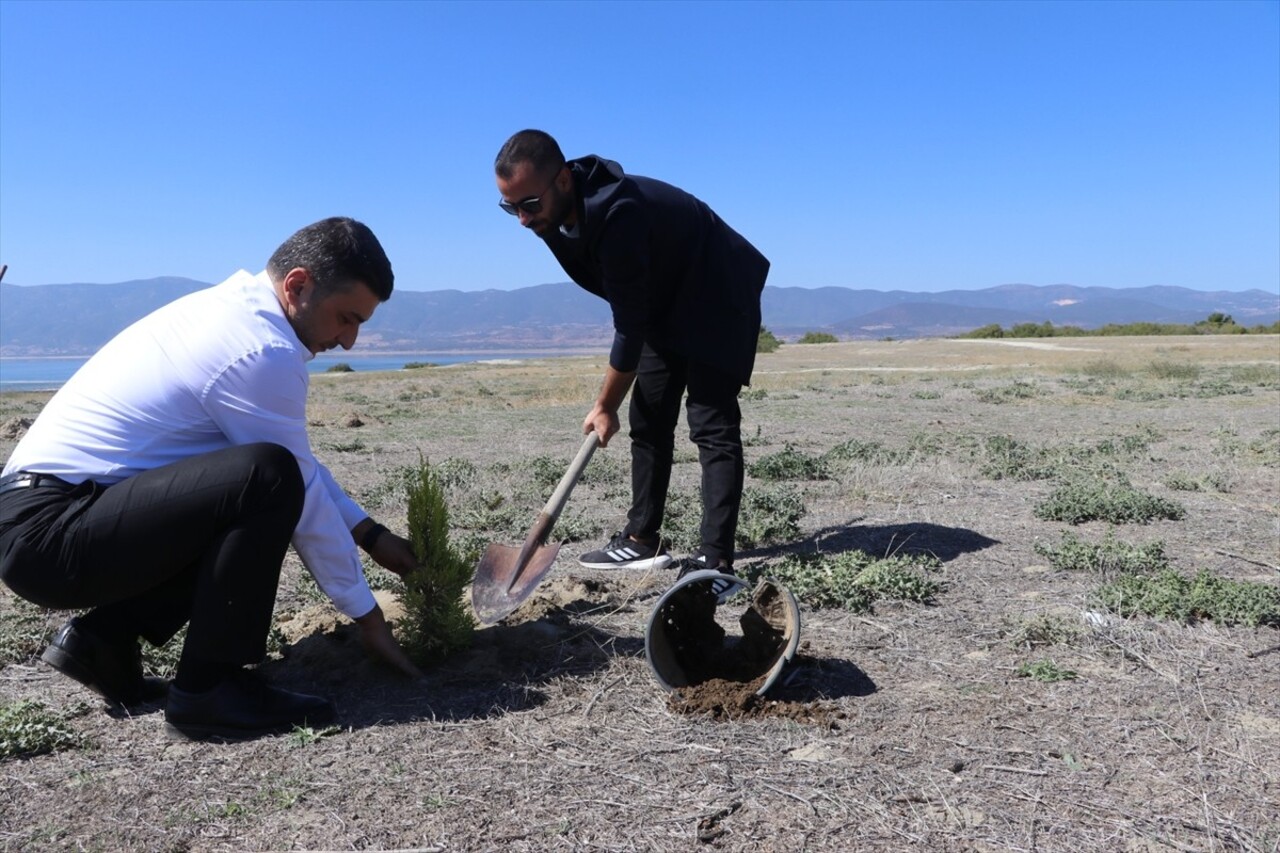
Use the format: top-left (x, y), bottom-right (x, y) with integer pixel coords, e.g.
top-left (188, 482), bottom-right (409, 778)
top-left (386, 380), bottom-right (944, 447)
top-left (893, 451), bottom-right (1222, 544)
top-left (352, 519), bottom-right (419, 578)
top-left (583, 405), bottom-right (621, 447)
top-left (354, 604), bottom-right (423, 679)
top-left (585, 366), bottom-right (636, 448)
top-left (369, 531), bottom-right (419, 578)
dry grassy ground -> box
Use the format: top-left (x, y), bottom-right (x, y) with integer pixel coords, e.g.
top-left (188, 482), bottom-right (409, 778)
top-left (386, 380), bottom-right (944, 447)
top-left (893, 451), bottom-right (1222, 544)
top-left (1, 335), bottom-right (1278, 852)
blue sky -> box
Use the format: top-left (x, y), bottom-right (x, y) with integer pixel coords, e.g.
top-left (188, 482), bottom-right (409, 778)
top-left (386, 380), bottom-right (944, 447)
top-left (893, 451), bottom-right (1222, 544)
top-left (1, 0), bottom-right (1276, 293)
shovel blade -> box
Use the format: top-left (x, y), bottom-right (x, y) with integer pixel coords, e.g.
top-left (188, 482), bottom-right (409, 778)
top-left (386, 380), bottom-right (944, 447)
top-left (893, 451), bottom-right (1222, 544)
top-left (471, 540), bottom-right (563, 625)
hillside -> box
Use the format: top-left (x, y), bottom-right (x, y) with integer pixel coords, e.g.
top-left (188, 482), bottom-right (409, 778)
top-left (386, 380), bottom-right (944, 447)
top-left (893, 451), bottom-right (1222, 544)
top-left (1, 278), bottom-right (1275, 355)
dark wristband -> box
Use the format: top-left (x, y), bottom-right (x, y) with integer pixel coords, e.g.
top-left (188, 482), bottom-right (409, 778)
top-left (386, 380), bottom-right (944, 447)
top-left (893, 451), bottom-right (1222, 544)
top-left (360, 522), bottom-right (389, 553)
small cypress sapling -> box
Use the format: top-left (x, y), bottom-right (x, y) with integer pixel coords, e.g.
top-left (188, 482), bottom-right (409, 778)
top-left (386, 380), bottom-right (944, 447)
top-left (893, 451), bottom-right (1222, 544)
top-left (400, 457), bottom-right (475, 665)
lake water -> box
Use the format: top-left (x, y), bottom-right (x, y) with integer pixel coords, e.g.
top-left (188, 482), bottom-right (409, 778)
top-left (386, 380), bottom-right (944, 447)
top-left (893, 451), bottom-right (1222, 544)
top-left (0, 351), bottom-right (586, 393)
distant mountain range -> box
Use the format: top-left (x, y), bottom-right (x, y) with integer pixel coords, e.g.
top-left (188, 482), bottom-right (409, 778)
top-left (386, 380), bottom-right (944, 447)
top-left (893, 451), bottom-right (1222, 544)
top-left (1, 277), bottom-right (1276, 356)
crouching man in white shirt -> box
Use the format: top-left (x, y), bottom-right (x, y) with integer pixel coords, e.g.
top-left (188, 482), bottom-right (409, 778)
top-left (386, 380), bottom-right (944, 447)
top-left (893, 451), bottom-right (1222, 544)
top-left (0, 216), bottom-right (422, 741)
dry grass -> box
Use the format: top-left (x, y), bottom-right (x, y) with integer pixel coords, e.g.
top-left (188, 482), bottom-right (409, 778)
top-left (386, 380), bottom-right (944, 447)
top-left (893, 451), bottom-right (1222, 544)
top-left (1, 335), bottom-right (1278, 852)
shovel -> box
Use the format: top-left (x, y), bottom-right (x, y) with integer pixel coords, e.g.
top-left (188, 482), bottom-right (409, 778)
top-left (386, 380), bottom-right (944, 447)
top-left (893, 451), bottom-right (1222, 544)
top-left (471, 431), bottom-right (601, 624)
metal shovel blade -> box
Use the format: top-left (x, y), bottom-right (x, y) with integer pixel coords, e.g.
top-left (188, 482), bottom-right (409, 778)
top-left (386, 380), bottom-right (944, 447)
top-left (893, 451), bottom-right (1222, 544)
top-left (469, 432), bottom-right (600, 625)
top-left (472, 539), bottom-right (562, 625)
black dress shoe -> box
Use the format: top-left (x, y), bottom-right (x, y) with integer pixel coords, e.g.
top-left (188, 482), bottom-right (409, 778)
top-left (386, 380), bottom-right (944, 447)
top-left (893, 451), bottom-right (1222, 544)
top-left (164, 670), bottom-right (335, 741)
top-left (40, 618), bottom-right (169, 706)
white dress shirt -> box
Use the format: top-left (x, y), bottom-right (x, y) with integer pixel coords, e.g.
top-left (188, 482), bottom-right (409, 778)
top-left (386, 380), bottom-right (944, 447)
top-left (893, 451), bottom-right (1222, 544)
top-left (3, 270), bottom-right (377, 619)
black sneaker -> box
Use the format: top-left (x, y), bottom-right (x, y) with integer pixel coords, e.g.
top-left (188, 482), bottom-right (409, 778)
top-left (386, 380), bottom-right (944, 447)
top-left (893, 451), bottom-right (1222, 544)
top-left (578, 531), bottom-right (673, 570)
top-left (675, 555), bottom-right (747, 604)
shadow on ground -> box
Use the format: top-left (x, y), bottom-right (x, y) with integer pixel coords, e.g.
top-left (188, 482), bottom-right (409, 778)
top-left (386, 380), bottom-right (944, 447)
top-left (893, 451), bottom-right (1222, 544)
top-left (259, 613), bottom-right (645, 732)
top-left (743, 520), bottom-right (1000, 563)
top-left (771, 653), bottom-right (877, 701)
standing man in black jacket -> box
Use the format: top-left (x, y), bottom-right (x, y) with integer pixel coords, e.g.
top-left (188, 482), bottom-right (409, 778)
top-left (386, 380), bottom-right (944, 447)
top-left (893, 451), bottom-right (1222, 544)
top-left (495, 130), bottom-right (770, 580)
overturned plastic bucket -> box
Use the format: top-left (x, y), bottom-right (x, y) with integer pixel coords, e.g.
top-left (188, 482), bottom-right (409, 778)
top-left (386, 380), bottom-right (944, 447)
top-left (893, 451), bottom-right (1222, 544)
top-left (645, 569), bottom-right (801, 696)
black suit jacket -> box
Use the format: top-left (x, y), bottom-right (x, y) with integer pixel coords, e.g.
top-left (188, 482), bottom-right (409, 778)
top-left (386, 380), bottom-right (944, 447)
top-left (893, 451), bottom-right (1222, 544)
top-left (541, 156), bottom-right (770, 386)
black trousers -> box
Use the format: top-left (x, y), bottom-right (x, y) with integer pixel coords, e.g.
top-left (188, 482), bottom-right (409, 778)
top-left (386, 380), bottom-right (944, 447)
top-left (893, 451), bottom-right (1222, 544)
top-left (624, 344), bottom-right (744, 565)
top-left (0, 443), bottom-right (303, 664)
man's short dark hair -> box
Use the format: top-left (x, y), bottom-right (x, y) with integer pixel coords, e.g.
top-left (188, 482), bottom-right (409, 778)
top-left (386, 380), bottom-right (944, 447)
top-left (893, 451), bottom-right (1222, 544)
top-left (495, 129), bottom-right (566, 181)
top-left (267, 217), bottom-right (394, 301)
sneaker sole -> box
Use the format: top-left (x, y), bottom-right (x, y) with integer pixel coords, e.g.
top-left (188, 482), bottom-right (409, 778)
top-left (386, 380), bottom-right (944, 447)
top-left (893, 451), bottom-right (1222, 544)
top-left (578, 554), bottom-right (674, 571)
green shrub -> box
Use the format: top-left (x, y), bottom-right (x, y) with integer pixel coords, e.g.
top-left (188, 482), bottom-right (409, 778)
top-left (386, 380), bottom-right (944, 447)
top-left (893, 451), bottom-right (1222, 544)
top-left (1092, 424), bottom-right (1163, 457)
top-left (981, 435), bottom-right (1059, 481)
top-left (1248, 429), bottom-right (1280, 467)
top-left (825, 432), bottom-right (943, 467)
top-left (325, 363), bottom-right (354, 373)
top-left (975, 381), bottom-right (1046, 404)
top-left (434, 457), bottom-right (478, 490)
top-left (402, 362), bottom-right (436, 370)
top-left (1034, 530), bottom-right (1170, 575)
top-left (1096, 570), bottom-right (1280, 628)
top-left (453, 491), bottom-right (525, 542)
top-left (1016, 659), bottom-right (1078, 682)
top-left (757, 326), bottom-right (781, 354)
top-left (399, 459), bottom-right (475, 664)
top-left (797, 331), bottom-right (838, 344)
top-left (1079, 359), bottom-right (1129, 379)
top-left (1146, 361), bottom-right (1201, 381)
top-left (1007, 614), bottom-right (1081, 649)
top-left (0, 700), bottom-right (86, 760)
top-left (1184, 379), bottom-right (1253, 399)
top-left (748, 444), bottom-right (831, 481)
top-left (287, 724), bottom-right (342, 748)
top-left (855, 559), bottom-right (942, 603)
top-left (141, 627), bottom-right (187, 679)
top-left (0, 595), bottom-right (51, 667)
top-left (659, 490), bottom-right (703, 552)
top-left (1113, 386), bottom-right (1165, 402)
top-left (736, 485), bottom-right (806, 548)
top-left (1034, 477), bottom-right (1186, 525)
top-left (959, 324), bottom-right (1004, 339)
top-left (519, 454), bottom-right (570, 495)
top-left (1164, 471), bottom-right (1231, 493)
top-left (321, 439), bottom-right (366, 453)
top-left (743, 550), bottom-right (941, 612)
top-left (1228, 364), bottom-right (1280, 386)
top-left (579, 453), bottom-right (625, 487)
top-left (825, 438), bottom-right (889, 464)
top-left (658, 483), bottom-right (807, 552)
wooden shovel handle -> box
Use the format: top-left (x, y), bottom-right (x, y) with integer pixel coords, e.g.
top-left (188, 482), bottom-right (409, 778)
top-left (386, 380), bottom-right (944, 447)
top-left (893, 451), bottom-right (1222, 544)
top-left (535, 430), bottom-right (600, 535)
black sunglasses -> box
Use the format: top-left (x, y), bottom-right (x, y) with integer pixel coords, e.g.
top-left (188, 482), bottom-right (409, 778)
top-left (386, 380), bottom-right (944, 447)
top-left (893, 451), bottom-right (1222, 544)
top-left (498, 171), bottom-right (560, 216)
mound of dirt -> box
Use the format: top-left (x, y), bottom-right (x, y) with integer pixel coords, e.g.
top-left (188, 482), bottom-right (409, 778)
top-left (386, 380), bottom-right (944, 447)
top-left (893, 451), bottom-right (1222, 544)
top-left (668, 677), bottom-right (847, 726)
top-left (504, 575), bottom-right (616, 622)
top-left (1, 417), bottom-right (32, 440)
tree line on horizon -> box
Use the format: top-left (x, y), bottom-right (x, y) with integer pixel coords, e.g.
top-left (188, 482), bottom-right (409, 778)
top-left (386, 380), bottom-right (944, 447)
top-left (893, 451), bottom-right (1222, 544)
top-left (956, 313), bottom-right (1279, 340)
top-left (756, 314), bottom-right (1279, 351)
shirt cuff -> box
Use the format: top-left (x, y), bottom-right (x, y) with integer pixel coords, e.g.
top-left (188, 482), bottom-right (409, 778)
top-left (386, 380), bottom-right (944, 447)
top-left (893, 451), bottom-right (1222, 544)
top-left (331, 583), bottom-right (379, 621)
